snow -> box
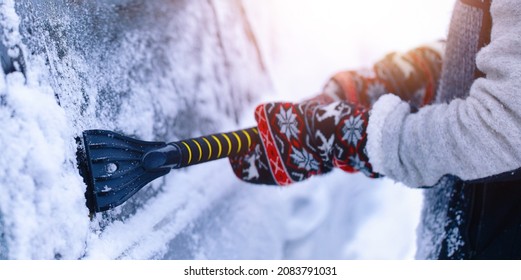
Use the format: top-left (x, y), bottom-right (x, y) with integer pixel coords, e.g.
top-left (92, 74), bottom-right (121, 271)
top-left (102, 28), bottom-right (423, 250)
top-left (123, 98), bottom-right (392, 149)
top-left (0, 63), bottom-right (89, 259)
top-left (0, 0), bottom-right (455, 259)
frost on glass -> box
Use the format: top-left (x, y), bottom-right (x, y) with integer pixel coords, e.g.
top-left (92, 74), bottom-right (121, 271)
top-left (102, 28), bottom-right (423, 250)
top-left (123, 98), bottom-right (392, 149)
top-left (0, 0), bottom-right (272, 259)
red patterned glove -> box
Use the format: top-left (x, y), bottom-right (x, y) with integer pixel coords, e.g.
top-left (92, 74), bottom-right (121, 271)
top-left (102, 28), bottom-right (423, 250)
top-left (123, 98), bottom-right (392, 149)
top-left (322, 43), bottom-right (443, 110)
top-left (229, 99), bottom-right (380, 186)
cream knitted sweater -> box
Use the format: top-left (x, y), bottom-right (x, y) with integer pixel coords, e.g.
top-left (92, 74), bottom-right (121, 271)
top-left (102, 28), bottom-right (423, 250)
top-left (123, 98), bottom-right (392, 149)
top-left (367, 0), bottom-right (521, 187)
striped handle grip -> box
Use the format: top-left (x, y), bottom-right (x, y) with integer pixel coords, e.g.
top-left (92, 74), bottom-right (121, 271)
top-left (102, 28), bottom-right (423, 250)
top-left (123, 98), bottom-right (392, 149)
top-left (170, 127), bottom-right (259, 168)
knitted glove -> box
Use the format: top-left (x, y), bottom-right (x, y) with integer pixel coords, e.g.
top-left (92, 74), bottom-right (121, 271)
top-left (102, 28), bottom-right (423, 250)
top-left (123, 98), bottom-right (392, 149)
top-left (322, 43), bottom-right (443, 110)
top-left (229, 44), bottom-right (442, 185)
top-left (229, 99), bottom-right (380, 185)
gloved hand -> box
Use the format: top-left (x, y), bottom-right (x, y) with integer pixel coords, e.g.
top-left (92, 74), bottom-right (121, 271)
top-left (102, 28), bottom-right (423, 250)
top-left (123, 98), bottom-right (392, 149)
top-left (322, 43), bottom-right (443, 110)
top-left (229, 44), bottom-right (442, 185)
top-left (229, 99), bottom-right (380, 186)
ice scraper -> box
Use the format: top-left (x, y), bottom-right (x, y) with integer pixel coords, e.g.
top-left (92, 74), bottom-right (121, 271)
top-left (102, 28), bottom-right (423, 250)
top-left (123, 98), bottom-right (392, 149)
top-left (77, 127), bottom-right (259, 214)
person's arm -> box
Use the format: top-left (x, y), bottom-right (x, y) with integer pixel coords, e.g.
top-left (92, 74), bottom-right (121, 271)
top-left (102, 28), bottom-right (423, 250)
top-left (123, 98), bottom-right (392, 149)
top-left (321, 42), bottom-right (444, 110)
top-left (229, 43), bottom-right (444, 185)
top-left (367, 0), bottom-right (521, 187)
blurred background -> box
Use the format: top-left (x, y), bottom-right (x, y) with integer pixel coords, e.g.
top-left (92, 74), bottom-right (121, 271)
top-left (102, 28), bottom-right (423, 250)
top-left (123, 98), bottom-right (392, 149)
top-left (246, 0), bottom-right (455, 101)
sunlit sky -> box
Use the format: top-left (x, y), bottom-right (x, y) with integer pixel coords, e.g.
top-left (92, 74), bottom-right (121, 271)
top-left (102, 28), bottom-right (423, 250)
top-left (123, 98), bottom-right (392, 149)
top-left (245, 0), bottom-right (456, 100)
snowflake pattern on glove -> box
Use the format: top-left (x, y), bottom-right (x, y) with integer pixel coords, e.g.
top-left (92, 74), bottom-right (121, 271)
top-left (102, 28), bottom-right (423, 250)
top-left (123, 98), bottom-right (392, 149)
top-left (256, 102), bottom-right (323, 185)
top-left (276, 107), bottom-right (300, 140)
top-left (341, 114), bottom-right (364, 146)
top-left (290, 148), bottom-right (320, 172)
top-left (313, 102), bottom-right (379, 177)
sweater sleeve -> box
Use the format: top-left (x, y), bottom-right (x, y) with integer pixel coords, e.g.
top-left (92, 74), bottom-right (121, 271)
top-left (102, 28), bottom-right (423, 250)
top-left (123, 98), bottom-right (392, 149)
top-left (367, 0), bottom-right (521, 187)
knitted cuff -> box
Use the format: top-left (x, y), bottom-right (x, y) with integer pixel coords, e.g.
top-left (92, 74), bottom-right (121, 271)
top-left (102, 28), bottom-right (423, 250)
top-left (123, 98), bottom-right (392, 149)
top-left (366, 94), bottom-right (411, 177)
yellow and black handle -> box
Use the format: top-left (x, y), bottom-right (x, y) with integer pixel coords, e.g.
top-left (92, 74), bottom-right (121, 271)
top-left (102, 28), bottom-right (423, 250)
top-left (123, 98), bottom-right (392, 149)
top-left (142, 127), bottom-right (260, 170)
